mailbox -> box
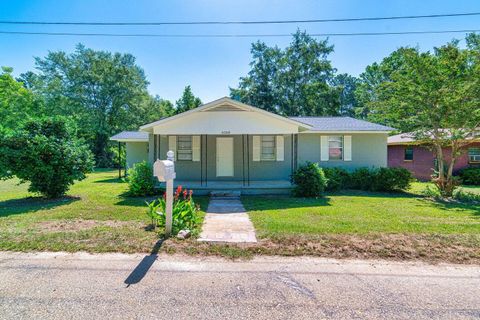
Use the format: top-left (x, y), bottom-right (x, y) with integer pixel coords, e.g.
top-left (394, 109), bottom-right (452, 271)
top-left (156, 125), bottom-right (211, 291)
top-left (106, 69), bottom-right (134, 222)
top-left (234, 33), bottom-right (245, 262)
top-left (154, 159), bottom-right (176, 182)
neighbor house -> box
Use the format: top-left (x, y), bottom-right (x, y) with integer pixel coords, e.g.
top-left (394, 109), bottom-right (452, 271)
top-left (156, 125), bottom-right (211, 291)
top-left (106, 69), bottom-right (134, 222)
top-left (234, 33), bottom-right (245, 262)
top-left (388, 133), bottom-right (480, 181)
top-left (111, 97), bottom-right (394, 194)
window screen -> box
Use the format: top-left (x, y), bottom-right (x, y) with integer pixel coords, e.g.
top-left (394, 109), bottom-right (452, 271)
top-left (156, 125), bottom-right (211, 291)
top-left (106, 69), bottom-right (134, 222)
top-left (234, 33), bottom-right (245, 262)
top-left (404, 146), bottom-right (414, 161)
top-left (328, 136), bottom-right (343, 160)
top-left (261, 136), bottom-right (276, 161)
top-left (177, 136), bottom-right (192, 161)
top-left (469, 147), bottom-right (480, 163)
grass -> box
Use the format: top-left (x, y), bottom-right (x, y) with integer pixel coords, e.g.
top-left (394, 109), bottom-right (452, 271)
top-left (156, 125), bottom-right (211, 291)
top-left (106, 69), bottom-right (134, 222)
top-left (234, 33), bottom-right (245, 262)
top-left (243, 186), bottom-right (480, 236)
top-left (239, 182), bottom-right (480, 263)
top-left (1, 171), bottom-right (479, 263)
top-left (0, 169), bottom-right (208, 253)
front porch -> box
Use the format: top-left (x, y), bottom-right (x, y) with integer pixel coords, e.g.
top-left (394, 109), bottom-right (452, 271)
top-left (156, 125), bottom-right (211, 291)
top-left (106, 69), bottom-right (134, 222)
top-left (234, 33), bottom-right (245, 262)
top-left (161, 179), bottom-right (293, 195)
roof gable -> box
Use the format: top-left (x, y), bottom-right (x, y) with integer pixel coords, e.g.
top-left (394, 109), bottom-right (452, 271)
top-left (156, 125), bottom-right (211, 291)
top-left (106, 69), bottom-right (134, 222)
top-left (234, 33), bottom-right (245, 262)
top-left (140, 97), bottom-right (311, 132)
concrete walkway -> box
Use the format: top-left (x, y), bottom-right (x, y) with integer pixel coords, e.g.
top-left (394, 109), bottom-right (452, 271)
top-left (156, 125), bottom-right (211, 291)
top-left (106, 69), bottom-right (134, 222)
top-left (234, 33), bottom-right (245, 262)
top-left (198, 198), bottom-right (257, 243)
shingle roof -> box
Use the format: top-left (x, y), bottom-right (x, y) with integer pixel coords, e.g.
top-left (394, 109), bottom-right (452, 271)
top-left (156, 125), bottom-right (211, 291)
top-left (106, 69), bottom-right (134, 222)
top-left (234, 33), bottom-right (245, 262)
top-left (110, 131), bottom-right (149, 142)
top-left (387, 133), bottom-right (416, 144)
top-left (289, 116), bottom-right (395, 132)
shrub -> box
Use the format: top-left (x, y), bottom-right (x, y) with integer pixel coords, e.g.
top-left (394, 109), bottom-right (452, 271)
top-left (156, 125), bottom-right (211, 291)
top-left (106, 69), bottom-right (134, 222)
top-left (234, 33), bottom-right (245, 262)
top-left (146, 186), bottom-right (200, 235)
top-left (323, 167), bottom-right (350, 191)
top-left (291, 162), bottom-right (327, 197)
top-left (0, 117), bottom-right (94, 198)
top-left (453, 188), bottom-right (480, 203)
top-left (127, 161), bottom-right (156, 196)
top-left (321, 166), bottom-right (412, 192)
top-left (458, 168), bottom-right (480, 186)
top-left (350, 167), bottom-right (374, 190)
top-left (371, 167), bottom-right (412, 191)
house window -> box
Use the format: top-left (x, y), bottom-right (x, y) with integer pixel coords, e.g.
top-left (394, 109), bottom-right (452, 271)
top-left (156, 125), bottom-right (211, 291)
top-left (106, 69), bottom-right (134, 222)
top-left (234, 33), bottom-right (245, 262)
top-left (328, 136), bottom-right (343, 160)
top-left (404, 146), bottom-right (414, 161)
top-left (177, 136), bottom-right (192, 161)
top-left (469, 147), bottom-right (480, 163)
top-left (261, 136), bottom-right (276, 161)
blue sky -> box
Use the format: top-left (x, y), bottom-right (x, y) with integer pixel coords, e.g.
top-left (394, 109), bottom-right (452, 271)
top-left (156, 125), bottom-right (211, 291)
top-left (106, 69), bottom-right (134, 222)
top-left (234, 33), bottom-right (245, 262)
top-left (0, 0), bottom-right (479, 102)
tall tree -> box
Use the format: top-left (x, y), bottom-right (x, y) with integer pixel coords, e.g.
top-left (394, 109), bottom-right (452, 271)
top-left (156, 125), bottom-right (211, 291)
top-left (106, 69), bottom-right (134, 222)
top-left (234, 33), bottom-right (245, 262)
top-left (230, 42), bottom-right (282, 113)
top-left (373, 36), bottom-right (480, 196)
top-left (0, 67), bottom-right (43, 132)
top-left (331, 73), bottom-right (359, 116)
top-left (175, 85), bottom-right (202, 114)
top-left (21, 44), bottom-right (154, 166)
top-left (231, 30), bottom-right (341, 116)
top-left (354, 48), bottom-right (415, 120)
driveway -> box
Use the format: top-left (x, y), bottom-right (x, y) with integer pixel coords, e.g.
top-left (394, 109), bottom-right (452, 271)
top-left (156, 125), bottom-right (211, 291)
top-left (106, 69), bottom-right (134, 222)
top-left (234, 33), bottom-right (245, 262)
top-left (0, 252), bottom-right (479, 319)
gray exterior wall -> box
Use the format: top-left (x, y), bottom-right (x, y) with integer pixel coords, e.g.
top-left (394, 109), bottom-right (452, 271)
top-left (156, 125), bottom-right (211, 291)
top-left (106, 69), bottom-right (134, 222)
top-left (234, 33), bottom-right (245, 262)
top-left (297, 133), bottom-right (388, 169)
top-left (126, 142), bottom-right (149, 169)
top-left (143, 132), bottom-right (387, 180)
top-left (151, 134), bottom-right (294, 181)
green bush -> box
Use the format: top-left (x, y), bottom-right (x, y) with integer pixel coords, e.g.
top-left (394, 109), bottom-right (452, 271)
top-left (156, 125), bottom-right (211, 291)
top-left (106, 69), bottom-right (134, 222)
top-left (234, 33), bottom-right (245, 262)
top-left (146, 186), bottom-right (200, 235)
top-left (320, 166), bottom-right (412, 192)
top-left (323, 167), bottom-right (350, 191)
top-left (127, 161), bottom-right (156, 196)
top-left (458, 168), bottom-right (480, 185)
top-left (0, 117), bottom-right (94, 198)
top-left (291, 162), bottom-right (327, 197)
top-left (371, 167), bottom-right (412, 191)
top-left (453, 188), bottom-right (480, 203)
top-left (349, 167), bottom-right (374, 190)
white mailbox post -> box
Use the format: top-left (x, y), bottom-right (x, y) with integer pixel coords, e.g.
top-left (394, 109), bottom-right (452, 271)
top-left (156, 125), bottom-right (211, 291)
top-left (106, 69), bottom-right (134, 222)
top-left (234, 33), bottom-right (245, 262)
top-left (153, 151), bottom-right (176, 237)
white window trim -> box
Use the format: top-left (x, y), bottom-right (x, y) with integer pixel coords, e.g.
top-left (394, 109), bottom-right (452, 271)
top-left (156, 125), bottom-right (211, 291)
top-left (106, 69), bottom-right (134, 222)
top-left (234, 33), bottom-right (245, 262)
top-left (468, 147), bottom-right (480, 163)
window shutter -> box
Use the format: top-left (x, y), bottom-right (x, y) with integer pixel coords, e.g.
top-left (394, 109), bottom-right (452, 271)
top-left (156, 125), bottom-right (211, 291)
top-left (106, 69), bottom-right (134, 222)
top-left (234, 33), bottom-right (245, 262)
top-left (252, 136), bottom-right (261, 161)
top-left (276, 135), bottom-right (284, 161)
top-left (320, 136), bottom-right (329, 161)
top-left (168, 136), bottom-right (177, 161)
top-left (344, 135), bottom-right (352, 161)
top-left (192, 136), bottom-right (200, 161)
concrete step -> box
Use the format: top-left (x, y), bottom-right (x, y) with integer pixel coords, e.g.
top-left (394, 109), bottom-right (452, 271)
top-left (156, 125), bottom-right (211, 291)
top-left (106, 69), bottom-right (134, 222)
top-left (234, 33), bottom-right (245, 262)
top-left (210, 190), bottom-right (241, 199)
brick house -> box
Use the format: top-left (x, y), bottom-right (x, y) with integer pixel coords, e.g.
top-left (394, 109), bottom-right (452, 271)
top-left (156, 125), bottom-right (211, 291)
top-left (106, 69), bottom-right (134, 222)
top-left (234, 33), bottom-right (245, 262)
top-left (388, 133), bottom-right (480, 181)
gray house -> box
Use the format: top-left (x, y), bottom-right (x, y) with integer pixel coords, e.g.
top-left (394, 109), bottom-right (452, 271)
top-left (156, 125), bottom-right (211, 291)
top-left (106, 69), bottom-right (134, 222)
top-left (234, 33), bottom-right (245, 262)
top-left (111, 97), bottom-right (393, 194)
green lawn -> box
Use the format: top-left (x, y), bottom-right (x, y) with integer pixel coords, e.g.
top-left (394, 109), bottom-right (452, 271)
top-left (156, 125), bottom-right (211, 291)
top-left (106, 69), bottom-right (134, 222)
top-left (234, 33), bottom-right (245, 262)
top-left (243, 184), bottom-right (480, 236)
top-left (1, 171), bottom-right (479, 262)
top-left (241, 183), bottom-right (480, 263)
top-left (0, 169), bottom-right (208, 253)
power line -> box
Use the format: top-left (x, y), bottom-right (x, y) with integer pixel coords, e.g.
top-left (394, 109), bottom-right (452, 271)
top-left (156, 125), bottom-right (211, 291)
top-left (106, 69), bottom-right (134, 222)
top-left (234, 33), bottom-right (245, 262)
top-left (0, 29), bottom-right (478, 38)
top-left (0, 12), bottom-right (479, 26)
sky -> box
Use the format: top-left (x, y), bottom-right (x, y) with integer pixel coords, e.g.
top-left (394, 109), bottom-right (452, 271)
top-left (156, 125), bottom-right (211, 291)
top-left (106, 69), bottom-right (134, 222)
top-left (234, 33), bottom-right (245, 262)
top-left (0, 0), bottom-right (479, 102)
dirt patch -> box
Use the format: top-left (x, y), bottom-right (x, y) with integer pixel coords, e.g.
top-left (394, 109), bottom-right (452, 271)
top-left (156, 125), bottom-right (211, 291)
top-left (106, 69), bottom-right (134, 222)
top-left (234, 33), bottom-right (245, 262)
top-left (37, 219), bottom-right (144, 232)
top-left (161, 233), bottom-right (480, 264)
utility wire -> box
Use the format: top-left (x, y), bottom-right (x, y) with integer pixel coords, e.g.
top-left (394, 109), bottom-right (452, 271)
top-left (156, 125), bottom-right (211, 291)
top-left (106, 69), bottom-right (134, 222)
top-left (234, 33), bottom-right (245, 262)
top-left (0, 12), bottom-right (479, 26)
top-left (0, 29), bottom-right (479, 38)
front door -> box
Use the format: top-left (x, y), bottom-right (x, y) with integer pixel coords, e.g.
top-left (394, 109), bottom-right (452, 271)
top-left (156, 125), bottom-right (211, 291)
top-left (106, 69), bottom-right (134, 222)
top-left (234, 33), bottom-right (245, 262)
top-left (216, 137), bottom-right (234, 177)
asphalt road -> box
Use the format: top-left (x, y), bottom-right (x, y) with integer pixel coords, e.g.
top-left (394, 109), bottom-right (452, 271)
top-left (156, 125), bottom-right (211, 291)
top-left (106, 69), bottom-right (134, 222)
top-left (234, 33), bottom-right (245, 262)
top-left (0, 252), bottom-right (479, 320)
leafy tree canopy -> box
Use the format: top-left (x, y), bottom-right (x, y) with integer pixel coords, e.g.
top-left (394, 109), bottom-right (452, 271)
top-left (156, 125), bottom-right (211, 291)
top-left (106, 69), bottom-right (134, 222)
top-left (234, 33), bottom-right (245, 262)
top-left (0, 67), bottom-right (44, 132)
top-left (20, 44), bottom-right (171, 167)
top-left (230, 30), bottom-right (341, 116)
top-left (0, 117), bottom-right (94, 198)
top-left (367, 34), bottom-right (480, 196)
top-left (331, 73), bottom-right (360, 117)
top-left (175, 85), bottom-right (202, 114)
